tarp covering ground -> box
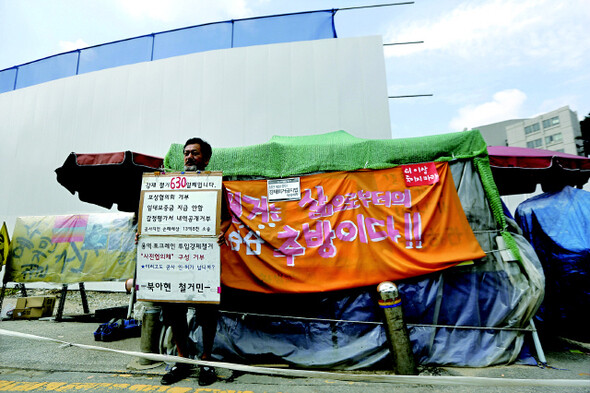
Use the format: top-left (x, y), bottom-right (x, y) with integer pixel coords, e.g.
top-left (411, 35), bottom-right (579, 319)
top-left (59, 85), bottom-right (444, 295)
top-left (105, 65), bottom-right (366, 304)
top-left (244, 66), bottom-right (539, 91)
top-left (515, 186), bottom-right (590, 343)
top-left (164, 130), bottom-right (544, 368)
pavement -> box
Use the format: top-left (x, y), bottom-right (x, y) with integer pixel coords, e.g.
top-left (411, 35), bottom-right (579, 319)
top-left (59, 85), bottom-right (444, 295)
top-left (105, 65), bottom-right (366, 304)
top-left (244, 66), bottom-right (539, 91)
top-left (0, 283), bottom-right (589, 392)
top-left (1, 312), bottom-right (589, 390)
top-left (0, 319), bottom-right (149, 373)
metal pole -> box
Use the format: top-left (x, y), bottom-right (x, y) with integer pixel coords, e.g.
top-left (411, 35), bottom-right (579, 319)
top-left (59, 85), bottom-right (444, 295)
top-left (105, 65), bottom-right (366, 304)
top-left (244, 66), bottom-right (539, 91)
top-left (338, 2), bottom-right (414, 11)
top-left (389, 94), bottom-right (433, 99)
top-left (529, 319), bottom-right (547, 365)
top-left (377, 281), bottom-right (418, 375)
top-left (384, 41), bottom-right (424, 46)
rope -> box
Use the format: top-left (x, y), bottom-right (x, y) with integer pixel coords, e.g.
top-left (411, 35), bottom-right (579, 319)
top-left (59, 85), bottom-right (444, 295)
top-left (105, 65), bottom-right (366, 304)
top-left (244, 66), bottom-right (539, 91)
top-left (0, 328), bottom-right (588, 388)
top-left (218, 310), bottom-right (535, 332)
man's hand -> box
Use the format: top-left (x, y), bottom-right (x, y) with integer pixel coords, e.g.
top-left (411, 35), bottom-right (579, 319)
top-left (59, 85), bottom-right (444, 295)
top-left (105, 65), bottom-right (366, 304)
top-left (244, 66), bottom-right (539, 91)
top-left (216, 232), bottom-right (226, 246)
top-left (217, 219), bottom-right (231, 246)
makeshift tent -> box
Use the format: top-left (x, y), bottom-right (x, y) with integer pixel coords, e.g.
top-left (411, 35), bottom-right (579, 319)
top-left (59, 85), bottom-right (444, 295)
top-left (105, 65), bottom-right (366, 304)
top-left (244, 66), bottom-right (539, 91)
top-left (163, 130), bottom-right (544, 368)
top-left (487, 146), bottom-right (590, 196)
top-left (515, 186), bottom-right (590, 343)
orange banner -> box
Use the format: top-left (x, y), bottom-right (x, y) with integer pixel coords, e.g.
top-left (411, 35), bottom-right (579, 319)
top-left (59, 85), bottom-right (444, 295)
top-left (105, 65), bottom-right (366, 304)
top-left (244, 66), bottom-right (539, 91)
top-left (221, 162), bottom-right (485, 293)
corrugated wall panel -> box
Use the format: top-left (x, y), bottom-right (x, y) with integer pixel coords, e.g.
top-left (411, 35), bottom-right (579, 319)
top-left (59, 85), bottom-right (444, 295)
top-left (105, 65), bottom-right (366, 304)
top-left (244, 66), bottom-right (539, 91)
top-left (0, 36), bottom-right (390, 232)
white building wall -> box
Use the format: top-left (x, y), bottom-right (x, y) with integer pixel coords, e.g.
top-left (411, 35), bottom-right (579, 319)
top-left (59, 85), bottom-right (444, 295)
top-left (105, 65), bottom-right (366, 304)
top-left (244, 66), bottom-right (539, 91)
top-left (505, 121), bottom-right (526, 147)
top-left (475, 119), bottom-right (523, 146)
top-left (0, 36), bottom-right (391, 233)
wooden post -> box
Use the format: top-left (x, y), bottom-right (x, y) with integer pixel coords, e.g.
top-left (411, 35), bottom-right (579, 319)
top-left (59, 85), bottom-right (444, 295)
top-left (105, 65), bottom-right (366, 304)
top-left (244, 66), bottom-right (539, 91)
top-left (138, 303), bottom-right (162, 365)
top-left (79, 282), bottom-right (90, 314)
top-left (377, 281), bottom-right (417, 375)
top-left (55, 284), bottom-right (68, 322)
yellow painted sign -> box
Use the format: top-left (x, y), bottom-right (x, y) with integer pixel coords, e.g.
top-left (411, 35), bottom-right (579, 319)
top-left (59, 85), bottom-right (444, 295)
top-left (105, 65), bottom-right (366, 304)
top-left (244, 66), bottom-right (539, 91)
top-left (5, 213), bottom-right (136, 283)
top-left (0, 222), bottom-right (9, 266)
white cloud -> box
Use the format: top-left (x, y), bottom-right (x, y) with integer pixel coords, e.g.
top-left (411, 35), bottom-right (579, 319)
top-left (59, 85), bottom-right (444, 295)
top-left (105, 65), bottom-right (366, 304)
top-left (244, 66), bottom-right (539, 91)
top-left (59, 39), bottom-right (90, 52)
top-left (384, 0), bottom-right (590, 68)
top-left (449, 89), bottom-right (526, 130)
top-left (117, 0), bottom-right (175, 21)
top-left (538, 96), bottom-right (578, 116)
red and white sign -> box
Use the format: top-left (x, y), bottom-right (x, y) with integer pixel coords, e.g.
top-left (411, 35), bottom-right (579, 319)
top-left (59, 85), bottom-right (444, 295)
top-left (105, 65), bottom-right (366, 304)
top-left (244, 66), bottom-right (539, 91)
top-left (402, 162), bottom-right (440, 187)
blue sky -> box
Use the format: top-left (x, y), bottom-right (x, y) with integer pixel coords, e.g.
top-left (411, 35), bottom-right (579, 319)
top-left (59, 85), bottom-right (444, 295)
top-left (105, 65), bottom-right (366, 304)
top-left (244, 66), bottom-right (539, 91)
top-left (1, 0), bottom-right (589, 139)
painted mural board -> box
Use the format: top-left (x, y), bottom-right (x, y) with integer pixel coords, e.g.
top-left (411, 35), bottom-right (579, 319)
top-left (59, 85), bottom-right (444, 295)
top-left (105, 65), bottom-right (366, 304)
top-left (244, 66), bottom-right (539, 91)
top-left (6, 213), bottom-right (136, 283)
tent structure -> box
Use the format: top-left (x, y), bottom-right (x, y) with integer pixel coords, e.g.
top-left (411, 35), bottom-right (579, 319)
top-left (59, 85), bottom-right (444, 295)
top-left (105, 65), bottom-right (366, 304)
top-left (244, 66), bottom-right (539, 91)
top-left (487, 146), bottom-right (590, 196)
top-left (486, 147), bottom-right (589, 345)
top-left (55, 151), bottom-right (164, 213)
top-left (515, 186), bottom-right (590, 343)
top-left (160, 130), bottom-right (544, 368)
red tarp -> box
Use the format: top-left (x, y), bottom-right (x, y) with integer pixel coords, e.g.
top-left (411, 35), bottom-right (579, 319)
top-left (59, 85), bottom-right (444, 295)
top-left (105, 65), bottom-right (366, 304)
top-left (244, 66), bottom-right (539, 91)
top-left (487, 146), bottom-right (590, 195)
top-left (55, 151), bottom-right (163, 212)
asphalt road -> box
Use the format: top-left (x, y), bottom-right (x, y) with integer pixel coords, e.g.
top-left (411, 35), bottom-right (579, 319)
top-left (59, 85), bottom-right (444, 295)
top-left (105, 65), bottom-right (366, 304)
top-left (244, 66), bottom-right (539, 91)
top-left (1, 318), bottom-right (589, 393)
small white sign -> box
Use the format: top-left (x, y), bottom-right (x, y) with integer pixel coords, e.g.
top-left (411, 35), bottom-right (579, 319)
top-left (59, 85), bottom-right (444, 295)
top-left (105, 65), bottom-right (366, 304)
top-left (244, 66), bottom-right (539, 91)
top-left (136, 236), bottom-right (220, 303)
top-left (267, 177), bottom-right (301, 202)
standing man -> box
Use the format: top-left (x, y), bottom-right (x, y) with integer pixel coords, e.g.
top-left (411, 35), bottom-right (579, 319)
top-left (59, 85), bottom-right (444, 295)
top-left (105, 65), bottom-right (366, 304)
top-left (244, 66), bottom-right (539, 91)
top-left (159, 137), bottom-right (228, 386)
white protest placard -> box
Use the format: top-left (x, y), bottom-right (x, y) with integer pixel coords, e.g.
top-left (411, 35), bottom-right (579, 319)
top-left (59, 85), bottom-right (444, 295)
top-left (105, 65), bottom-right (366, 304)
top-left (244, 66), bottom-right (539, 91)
top-left (140, 190), bottom-right (218, 236)
top-left (136, 236), bottom-right (220, 303)
top-left (137, 171), bottom-right (223, 303)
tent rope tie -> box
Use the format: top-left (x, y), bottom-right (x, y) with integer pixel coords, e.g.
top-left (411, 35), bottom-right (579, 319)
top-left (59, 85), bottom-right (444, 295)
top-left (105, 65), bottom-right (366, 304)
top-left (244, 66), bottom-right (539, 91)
top-left (218, 310), bottom-right (535, 332)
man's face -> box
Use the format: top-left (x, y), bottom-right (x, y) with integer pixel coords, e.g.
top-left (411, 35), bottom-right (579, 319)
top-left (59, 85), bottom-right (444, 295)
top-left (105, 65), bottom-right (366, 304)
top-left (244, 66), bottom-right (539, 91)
top-left (183, 143), bottom-right (209, 171)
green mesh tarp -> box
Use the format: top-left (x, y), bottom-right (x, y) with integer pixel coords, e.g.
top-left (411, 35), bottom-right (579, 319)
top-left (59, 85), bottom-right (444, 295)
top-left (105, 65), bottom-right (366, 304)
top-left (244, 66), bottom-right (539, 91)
top-left (165, 130), bottom-right (488, 176)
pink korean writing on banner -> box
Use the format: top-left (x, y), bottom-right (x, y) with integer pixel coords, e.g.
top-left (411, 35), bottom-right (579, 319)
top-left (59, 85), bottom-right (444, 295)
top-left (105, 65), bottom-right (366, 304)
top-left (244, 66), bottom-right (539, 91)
top-left (220, 162), bottom-right (485, 293)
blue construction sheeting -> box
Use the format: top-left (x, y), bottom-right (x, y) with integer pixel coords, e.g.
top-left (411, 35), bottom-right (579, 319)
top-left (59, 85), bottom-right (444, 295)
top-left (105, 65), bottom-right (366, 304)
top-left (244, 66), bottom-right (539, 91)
top-left (0, 10), bottom-right (336, 93)
top-left (515, 186), bottom-right (590, 343)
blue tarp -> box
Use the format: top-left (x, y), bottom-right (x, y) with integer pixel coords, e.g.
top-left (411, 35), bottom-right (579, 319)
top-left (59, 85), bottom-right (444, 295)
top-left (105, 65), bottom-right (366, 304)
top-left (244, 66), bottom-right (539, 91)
top-left (515, 186), bottom-right (590, 342)
top-left (0, 10), bottom-right (336, 93)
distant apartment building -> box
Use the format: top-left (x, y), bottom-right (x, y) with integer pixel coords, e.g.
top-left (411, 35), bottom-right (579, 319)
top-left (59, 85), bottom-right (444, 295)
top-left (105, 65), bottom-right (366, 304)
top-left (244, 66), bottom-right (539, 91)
top-left (475, 106), bottom-right (584, 156)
